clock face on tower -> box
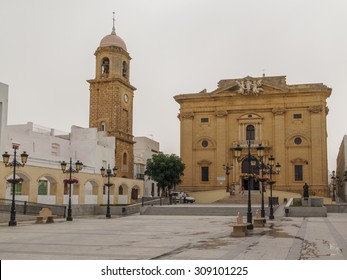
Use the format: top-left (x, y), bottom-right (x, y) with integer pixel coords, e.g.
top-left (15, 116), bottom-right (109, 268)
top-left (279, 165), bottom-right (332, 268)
top-left (124, 94), bottom-right (129, 103)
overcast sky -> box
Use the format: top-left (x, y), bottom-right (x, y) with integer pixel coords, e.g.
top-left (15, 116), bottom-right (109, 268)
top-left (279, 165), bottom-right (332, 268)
top-left (1, 0), bottom-right (346, 171)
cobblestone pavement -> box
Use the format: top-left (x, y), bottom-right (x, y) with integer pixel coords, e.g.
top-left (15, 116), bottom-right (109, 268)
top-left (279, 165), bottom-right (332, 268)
top-left (0, 213), bottom-right (346, 260)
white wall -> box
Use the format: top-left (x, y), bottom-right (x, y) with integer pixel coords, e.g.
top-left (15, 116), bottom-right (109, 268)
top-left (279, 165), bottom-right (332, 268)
top-left (134, 136), bottom-right (160, 197)
top-left (7, 122), bottom-right (115, 173)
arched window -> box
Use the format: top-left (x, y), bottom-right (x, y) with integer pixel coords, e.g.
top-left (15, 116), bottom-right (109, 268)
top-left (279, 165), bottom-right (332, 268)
top-left (123, 152), bottom-right (128, 165)
top-left (131, 188), bottom-right (138, 200)
top-left (38, 180), bottom-right (48, 195)
top-left (119, 185), bottom-right (123, 195)
top-left (102, 57), bottom-right (110, 74)
top-left (100, 121), bottom-right (106, 131)
top-left (122, 61), bottom-right (128, 78)
top-left (246, 125), bottom-right (255, 141)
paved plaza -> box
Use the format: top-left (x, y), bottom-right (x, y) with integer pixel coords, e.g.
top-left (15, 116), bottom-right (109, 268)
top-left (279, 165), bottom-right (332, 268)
top-left (0, 208), bottom-right (347, 260)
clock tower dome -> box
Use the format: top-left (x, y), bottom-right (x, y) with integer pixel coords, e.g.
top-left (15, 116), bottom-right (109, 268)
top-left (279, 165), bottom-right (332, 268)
top-left (88, 14), bottom-right (136, 178)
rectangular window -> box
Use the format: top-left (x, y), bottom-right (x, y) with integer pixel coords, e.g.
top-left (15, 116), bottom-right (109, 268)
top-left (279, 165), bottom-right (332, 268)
top-left (293, 113), bottom-right (302, 119)
top-left (201, 118), bottom-right (209, 123)
top-left (294, 165), bottom-right (303, 181)
top-left (11, 183), bottom-right (22, 195)
top-left (38, 180), bottom-right (48, 195)
top-left (201, 167), bottom-right (209, 182)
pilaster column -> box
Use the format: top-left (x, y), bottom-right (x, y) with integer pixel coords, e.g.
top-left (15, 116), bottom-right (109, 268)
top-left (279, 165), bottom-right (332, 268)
top-left (216, 111), bottom-right (228, 187)
top-left (308, 105), bottom-right (326, 190)
top-left (179, 112), bottom-right (194, 187)
top-left (272, 108), bottom-right (286, 188)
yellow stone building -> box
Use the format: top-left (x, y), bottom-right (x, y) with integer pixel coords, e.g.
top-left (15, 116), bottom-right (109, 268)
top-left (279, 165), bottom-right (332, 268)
top-left (88, 18), bottom-right (136, 178)
top-left (174, 75), bottom-right (331, 197)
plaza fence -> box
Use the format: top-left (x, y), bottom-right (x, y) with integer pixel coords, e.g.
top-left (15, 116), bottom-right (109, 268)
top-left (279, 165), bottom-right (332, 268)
top-left (0, 198), bottom-right (66, 217)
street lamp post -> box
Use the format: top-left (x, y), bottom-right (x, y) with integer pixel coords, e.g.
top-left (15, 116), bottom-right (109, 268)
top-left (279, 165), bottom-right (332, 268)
top-left (255, 144), bottom-right (266, 220)
top-left (267, 156), bottom-right (281, 220)
top-left (331, 170), bottom-right (336, 202)
top-left (100, 164), bottom-right (117, 218)
top-left (2, 143), bottom-right (29, 226)
top-left (232, 141), bottom-right (257, 230)
top-left (60, 158), bottom-right (83, 221)
top-left (223, 164), bottom-right (232, 193)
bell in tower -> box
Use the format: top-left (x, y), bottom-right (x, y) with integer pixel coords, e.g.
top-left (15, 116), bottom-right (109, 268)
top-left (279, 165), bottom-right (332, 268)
top-left (88, 13), bottom-right (136, 178)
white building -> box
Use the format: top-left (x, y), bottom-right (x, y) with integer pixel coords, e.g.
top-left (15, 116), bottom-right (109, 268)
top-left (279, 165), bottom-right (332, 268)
top-left (336, 136), bottom-right (347, 201)
top-left (7, 122), bottom-right (115, 172)
top-left (134, 136), bottom-right (160, 197)
top-left (5, 122), bottom-right (119, 204)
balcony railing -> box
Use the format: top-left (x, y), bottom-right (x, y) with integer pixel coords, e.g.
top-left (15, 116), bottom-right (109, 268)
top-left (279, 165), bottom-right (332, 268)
top-left (231, 139), bottom-right (270, 149)
top-left (136, 174), bottom-right (145, 180)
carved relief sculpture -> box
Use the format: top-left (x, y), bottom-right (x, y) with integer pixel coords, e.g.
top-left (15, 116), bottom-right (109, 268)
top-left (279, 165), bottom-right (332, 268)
top-left (236, 79), bottom-right (264, 96)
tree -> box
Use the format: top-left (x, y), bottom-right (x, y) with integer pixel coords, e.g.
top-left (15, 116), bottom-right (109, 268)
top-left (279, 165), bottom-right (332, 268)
top-left (145, 152), bottom-right (185, 196)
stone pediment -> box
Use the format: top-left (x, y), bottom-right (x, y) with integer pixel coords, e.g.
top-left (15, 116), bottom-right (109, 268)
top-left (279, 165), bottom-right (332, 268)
top-left (212, 75), bottom-right (287, 96)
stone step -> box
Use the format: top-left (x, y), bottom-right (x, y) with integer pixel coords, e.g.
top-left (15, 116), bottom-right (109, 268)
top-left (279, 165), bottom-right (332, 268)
top-left (141, 205), bottom-right (275, 216)
top-left (214, 192), bottom-right (263, 204)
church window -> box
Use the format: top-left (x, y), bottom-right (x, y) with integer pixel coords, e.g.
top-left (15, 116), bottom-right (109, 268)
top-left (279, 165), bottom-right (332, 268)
top-left (246, 125), bottom-right (255, 141)
top-left (201, 167), bottom-right (209, 182)
top-left (293, 113), bottom-right (302, 119)
top-left (294, 137), bottom-right (302, 145)
top-left (201, 118), bottom-right (209, 123)
top-left (201, 140), bottom-right (209, 148)
top-left (122, 61), bottom-right (128, 78)
top-left (294, 165), bottom-right (303, 181)
top-left (102, 57), bottom-right (110, 74)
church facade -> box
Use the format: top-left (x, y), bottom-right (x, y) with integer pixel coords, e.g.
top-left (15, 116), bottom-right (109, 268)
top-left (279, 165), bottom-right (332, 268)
top-left (174, 75), bottom-right (331, 197)
top-left (88, 18), bottom-right (136, 178)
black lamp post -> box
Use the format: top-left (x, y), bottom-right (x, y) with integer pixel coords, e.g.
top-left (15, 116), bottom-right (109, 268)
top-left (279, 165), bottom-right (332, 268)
top-left (255, 144), bottom-right (266, 219)
top-left (100, 164), bottom-right (117, 218)
top-left (60, 158), bottom-right (83, 221)
top-left (2, 143), bottom-right (29, 226)
top-left (232, 142), bottom-right (257, 230)
top-left (331, 170), bottom-right (336, 202)
top-left (223, 164), bottom-right (233, 193)
top-left (267, 156), bottom-right (281, 220)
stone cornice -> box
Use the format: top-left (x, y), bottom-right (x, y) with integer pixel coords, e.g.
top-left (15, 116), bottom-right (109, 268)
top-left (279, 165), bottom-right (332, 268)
top-left (308, 105), bottom-right (323, 113)
top-left (215, 110), bottom-right (228, 118)
top-left (272, 107), bottom-right (286, 115)
top-left (87, 77), bottom-right (136, 91)
top-left (177, 112), bottom-right (195, 120)
top-left (197, 160), bottom-right (212, 166)
top-left (94, 46), bottom-right (131, 60)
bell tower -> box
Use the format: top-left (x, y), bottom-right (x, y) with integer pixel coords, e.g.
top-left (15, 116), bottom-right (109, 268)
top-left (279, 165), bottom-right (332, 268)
top-left (88, 13), bottom-right (136, 178)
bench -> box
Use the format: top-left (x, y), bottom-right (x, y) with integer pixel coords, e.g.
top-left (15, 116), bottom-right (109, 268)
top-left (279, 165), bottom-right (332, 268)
top-left (253, 218), bottom-right (265, 228)
top-left (35, 208), bottom-right (56, 224)
top-left (231, 212), bottom-right (250, 237)
top-left (231, 223), bottom-right (251, 237)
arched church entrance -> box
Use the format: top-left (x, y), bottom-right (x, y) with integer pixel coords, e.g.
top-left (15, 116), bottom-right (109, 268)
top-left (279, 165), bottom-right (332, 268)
top-left (241, 160), bottom-right (259, 191)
